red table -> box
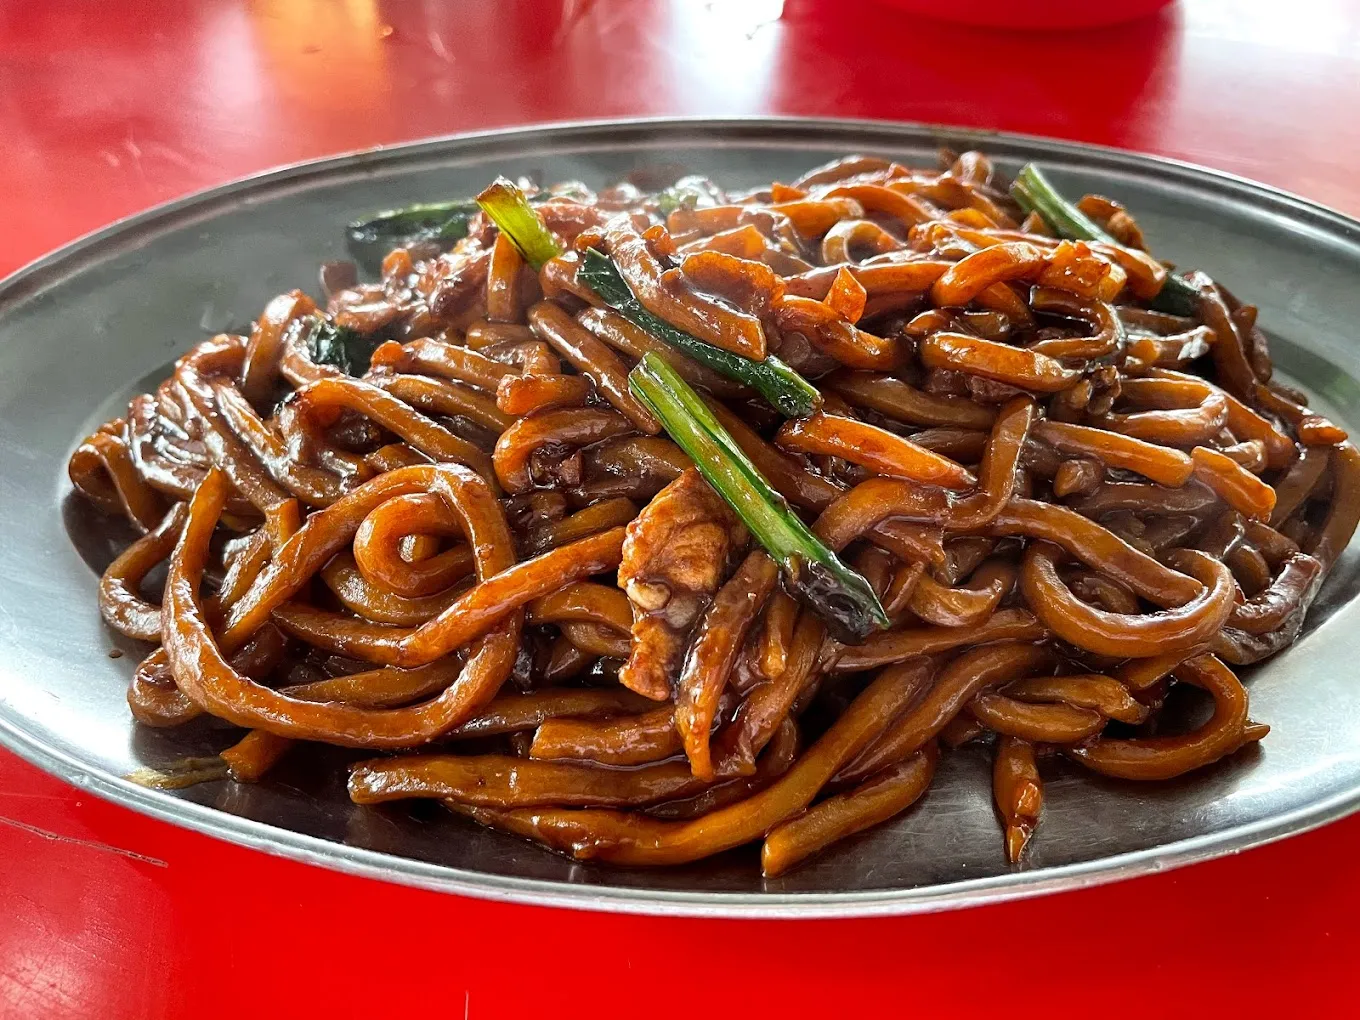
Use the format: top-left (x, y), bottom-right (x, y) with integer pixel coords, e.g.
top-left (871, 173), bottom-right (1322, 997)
top-left (3, 2), bottom-right (1357, 1015)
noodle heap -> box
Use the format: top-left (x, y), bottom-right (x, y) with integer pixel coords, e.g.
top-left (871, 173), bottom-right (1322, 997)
top-left (69, 151), bottom-right (1360, 876)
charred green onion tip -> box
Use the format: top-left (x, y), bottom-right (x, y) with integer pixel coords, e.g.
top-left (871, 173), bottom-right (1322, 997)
top-left (579, 248), bottom-right (820, 418)
top-left (1010, 163), bottom-right (1201, 315)
top-left (305, 317), bottom-right (379, 377)
top-left (628, 352), bottom-right (889, 643)
top-left (475, 177), bottom-right (563, 270)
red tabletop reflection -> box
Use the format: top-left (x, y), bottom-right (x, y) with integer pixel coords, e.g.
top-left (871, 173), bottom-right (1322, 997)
top-left (3, 1), bottom-right (1359, 1016)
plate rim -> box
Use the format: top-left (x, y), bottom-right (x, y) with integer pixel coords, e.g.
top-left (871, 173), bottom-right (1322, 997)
top-left (4, 114), bottom-right (1359, 918)
top-left (6, 711), bottom-right (1359, 918)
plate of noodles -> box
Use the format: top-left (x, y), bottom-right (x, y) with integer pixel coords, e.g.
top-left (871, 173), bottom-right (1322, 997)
top-left (3, 118), bottom-right (1360, 916)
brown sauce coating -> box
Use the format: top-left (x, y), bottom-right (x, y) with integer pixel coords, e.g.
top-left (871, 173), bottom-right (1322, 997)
top-left (74, 150), bottom-right (1359, 873)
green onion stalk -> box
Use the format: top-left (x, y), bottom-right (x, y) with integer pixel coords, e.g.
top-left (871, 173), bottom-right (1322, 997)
top-left (344, 200), bottom-right (481, 274)
top-left (579, 248), bottom-right (820, 418)
top-left (1011, 163), bottom-right (1201, 315)
top-left (475, 177), bottom-right (565, 270)
top-left (629, 352), bottom-right (888, 643)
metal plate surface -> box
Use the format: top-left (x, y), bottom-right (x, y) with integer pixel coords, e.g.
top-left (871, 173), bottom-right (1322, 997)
top-left (2, 117), bottom-right (1359, 917)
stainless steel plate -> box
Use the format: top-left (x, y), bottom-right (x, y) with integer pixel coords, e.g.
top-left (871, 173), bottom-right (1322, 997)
top-left (3, 118), bottom-right (1359, 918)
